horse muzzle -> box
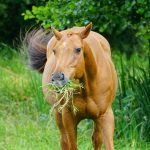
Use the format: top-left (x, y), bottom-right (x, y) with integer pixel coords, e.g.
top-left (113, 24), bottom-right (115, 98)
top-left (51, 72), bottom-right (68, 87)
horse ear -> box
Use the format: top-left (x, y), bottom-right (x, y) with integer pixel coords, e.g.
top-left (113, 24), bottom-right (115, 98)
top-left (80, 22), bottom-right (92, 39)
top-left (51, 27), bottom-right (62, 40)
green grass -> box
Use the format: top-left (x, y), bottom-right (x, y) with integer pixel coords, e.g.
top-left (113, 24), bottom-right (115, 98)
top-left (0, 45), bottom-right (150, 150)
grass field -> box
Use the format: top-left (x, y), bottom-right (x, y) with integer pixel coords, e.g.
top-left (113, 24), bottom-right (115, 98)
top-left (0, 45), bottom-right (150, 150)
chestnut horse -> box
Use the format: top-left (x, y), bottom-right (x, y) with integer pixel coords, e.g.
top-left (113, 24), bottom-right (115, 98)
top-left (26, 23), bottom-right (117, 150)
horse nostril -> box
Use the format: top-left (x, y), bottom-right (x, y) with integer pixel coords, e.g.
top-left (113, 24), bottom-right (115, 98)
top-left (60, 73), bottom-right (65, 80)
top-left (51, 73), bottom-right (55, 82)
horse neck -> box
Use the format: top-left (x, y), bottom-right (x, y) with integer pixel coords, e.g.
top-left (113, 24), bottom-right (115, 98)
top-left (81, 41), bottom-right (98, 97)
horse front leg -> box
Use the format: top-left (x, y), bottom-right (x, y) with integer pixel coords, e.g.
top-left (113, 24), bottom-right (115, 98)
top-left (54, 110), bottom-right (69, 150)
top-left (62, 108), bottom-right (78, 150)
top-left (92, 107), bottom-right (114, 150)
top-left (92, 120), bottom-right (103, 150)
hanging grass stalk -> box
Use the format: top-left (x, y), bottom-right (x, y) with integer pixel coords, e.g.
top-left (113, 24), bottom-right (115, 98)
top-left (46, 81), bottom-right (84, 115)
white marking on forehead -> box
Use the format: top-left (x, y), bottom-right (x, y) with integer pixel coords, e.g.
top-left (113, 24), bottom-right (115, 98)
top-left (63, 42), bottom-right (67, 47)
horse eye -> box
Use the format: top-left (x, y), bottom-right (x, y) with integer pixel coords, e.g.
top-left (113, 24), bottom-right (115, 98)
top-left (52, 49), bottom-right (56, 54)
top-left (75, 48), bottom-right (81, 54)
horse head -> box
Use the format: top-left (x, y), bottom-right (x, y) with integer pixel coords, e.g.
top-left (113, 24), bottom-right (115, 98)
top-left (45, 23), bottom-right (92, 87)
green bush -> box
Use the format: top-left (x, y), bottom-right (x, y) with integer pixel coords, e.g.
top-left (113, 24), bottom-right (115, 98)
top-left (23, 0), bottom-right (150, 55)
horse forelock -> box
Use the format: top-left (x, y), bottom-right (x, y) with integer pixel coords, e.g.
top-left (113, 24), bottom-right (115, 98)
top-left (62, 27), bottom-right (84, 37)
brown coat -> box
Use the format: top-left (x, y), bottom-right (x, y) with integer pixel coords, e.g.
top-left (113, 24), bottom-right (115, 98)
top-left (27, 23), bottom-right (118, 150)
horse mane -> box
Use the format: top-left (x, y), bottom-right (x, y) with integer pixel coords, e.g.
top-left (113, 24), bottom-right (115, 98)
top-left (24, 28), bottom-right (53, 73)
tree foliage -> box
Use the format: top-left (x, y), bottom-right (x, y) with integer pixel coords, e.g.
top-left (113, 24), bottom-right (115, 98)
top-left (23, 0), bottom-right (150, 55)
top-left (0, 0), bottom-right (45, 44)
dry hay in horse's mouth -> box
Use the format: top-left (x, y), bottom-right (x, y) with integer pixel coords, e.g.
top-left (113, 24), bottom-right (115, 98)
top-left (47, 81), bottom-right (84, 115)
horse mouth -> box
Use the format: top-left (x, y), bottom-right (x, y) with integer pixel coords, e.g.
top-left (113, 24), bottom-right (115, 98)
top-left (52, 80), bottom-right (67, 87)
top-left (49, 78), bottom-right (83, 94)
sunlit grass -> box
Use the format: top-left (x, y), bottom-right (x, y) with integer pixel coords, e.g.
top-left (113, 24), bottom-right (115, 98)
top-left (0, 45), bottom-right (149, 149)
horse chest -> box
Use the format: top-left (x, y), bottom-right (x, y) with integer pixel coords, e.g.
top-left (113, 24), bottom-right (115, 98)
top-left (74, 97), bottom-right (99, 119)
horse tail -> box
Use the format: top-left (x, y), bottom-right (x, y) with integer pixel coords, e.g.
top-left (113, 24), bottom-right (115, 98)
top-left (24, 28), bottom-right (53, 73)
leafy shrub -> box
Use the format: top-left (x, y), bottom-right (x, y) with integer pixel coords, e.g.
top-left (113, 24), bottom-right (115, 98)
top-left (23, 0), bottom-right (150, 55)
